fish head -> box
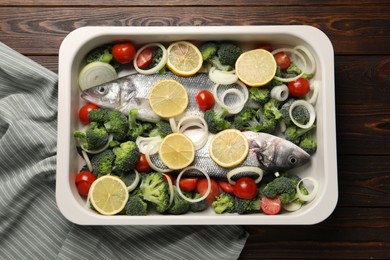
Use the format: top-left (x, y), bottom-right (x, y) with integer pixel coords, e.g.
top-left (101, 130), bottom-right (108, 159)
top-left (247, 132), bottom-right (311, 172)
top-left (80, 77), bottom-right (136, 111)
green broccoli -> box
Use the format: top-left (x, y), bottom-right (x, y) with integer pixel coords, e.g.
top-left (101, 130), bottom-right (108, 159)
top-left (279, 98), bottom-right (294, 127)
top-left (149, 121), bottom-right (173, 138)
top-left (233, 107), bottom-right (277, 134)
top-left (88, 107), bottom-right (111, 125)
top-left (284, 124), bottom-right (315, 145)
top-left (190, 193), bottom-right (209, 212)
top-left (199, 41), bottom-right (241, 71)
top-left (167, 186), bottom-right (191, 215)
top-left (299, 132), bottom-right (317, 155)
top-left (74, 122), bottom-right (109, 150)
top-left (125, 195), bottom-right (148, 216)
top-left (199, 41), bottom-right (218, 61)
top-left (91, 149), bottom-right (115, 176)
top-left (128, 108), bottom-right (145, 140)
top-left (204, 108), bottom-right (231, 134)
top-left (212, 192), bottom-right (236, 214)
top-left (286, 62), bottom-right (302, 75)
top-left (86, 44), bottom-right (113, 64)
top-left (112, 141), bottom-right (140, 174)
top-left (291, 105), bottom-right (310, 125)
top-left (104, 109), bottom-right (129, 142)
top-left (263, 98), bottom-right (282, 120)
top-left (140, 172), bottom-right (170, 213)
top-left (217, 42), bottom-right (242, 67)
top-left (235, 196), bottom-right (261, 215)
top-left (262, 176), bottom-right (296, 204)
top-left (249, 87), bottom-right (271, 106)
top-left (279, 173), bottom-right (309, 205)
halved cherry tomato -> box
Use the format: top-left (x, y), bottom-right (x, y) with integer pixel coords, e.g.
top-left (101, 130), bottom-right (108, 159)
top-left (179, 178), bottom-right (198, 192)
top-left (112, 42), bottom-right (136, 64)
top-left (287, 77), bottom-right (310, 97)
top-left (219, 181), bottom-right (234, 194)
top-left (79, 103), bottom-right (100, 124)
top-left (163, 173), bottom-right (175, 185)
top-left (233, 177), bottom-right (258, 199)
top-left (197, 178), bottom-right (220, 202)
top-left (261, 195), bottom-right (282, 215)
top-left (75, 171), bottom-right (96, 197)
top-left (136, 48), bottom-right (153, 69)
top-left (274, 51), bottom-right (291, 70)
top-left (135, 153), bottom-right (151, 172)
top-left (196, 90), bottom-right (215, 112)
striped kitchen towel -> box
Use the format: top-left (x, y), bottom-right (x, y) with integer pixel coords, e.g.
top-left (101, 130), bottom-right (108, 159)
top-left (0, 42), bottom-right (248, 260)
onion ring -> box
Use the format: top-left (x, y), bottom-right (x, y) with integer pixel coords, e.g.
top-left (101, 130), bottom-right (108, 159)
top-left (227, 166), bottom-right (263, 185)
top-left (289, 100), bottom-right (316, 129)
top-left (208, 67), bottom-right (239, 85)
top-left (133, 43), bottom-right (167, 75)
top-left (297, 177), bottom-right (319, 202)
top-left (127, 170), bottom-right (140, 192)
top-left (270, 84), bottom-right (289, 102)
top-left (272, 48), bottom-right (307, 83)
top-left (176, 167), bottom-right (211, 203)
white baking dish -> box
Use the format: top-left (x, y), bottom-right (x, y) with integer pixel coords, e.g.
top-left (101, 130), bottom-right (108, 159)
top-left (56, 26), bottom-right (337, 225)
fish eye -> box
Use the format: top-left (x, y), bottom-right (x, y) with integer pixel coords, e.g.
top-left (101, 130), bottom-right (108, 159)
top-left (96, 86), bottom-right (107, 95)
top-left (288, 155), bottom-right (297, 165)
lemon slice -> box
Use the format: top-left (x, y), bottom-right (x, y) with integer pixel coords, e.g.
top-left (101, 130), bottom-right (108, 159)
top-left (158, 133), bottom-right (195, 170)
top-left (235, 49), bottom-right (277, 87)
top-left (209, 129), bottom-right (249, 168)
top-left (148, 79), bottom-right (189, 118)
top-left (166, 41), bottom-right (203, 76)
top-left (88, 175), bottom-right (129, 216)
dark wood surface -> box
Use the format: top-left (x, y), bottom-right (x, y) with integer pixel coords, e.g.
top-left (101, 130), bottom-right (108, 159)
top-left (1, 1), bottom-right (389, 259)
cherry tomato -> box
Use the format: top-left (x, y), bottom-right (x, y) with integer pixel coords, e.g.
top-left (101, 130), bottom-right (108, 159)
top-left (136, 48), bottom-right (153, 69)
top-left (196, 90), bottom-right (215, 112)
top-left (257, 44), bottom-right (273, 52)
top-left (233, 177), bottom-right (258, 199)
top-left (135, 153), bottom-right (151, 172)
top-left (112, 42), bottom-right (136, 64)
top-left (274, 51), bottom-right (291, 70)
top-left (218, 181), bottom-right (234, 194)
top-left (261, 195), bottom-right (282, 215)
top-left (287, 77), bottom-right (311, 97)
top-left (79, 103), bottom-right (99, 124)
top-left (179, 178), bottom-right (198, 192)
top-left (163, 173), bottom-right (175, 185)
top-left (75, 171), bottom-right (96, 197)
top-left (197, 178), bottom-right (220, 202)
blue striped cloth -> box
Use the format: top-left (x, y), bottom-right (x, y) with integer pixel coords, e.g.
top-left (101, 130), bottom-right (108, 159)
top-left (0, 42), bottom-right (248, 260)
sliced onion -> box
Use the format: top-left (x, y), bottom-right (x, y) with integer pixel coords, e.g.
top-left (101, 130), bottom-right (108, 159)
top-left (306, 80), bottom-right (320, 105)
top-left (127, 170), bottom-right (140, 192)
top-left (144, 140), bottom-right (171, 173)
top-left (136, 136), bottom-right (162, 155)
top-left (297, 177), bottom-right (319, 202)
top-left (271, 48), bottom-right (306, 83)
top-left (176, 167), bottom-right (211, 203)
top-left (283, 201), bottom-right (302, 212)
top-left (78, 61), bottom-right (117, 90)
top-left (289, 100), bottom-right (316, 129)
top-left (81, 150), bottom-right (93, 172)
top-left (208, 67), bottom-right (239, 85)
top-left (227, 166), bottom-right (263, 185)
top-left (294, 45), bottom-right (316, 75)
top-left (270, 84), bottom-right (289, 102)
top-left (177, 115), bottom-right (209, 150)
top-left (163, 173), bottom-right (175, 207)
top-left (133, 43), bottom-right (167, 75)
top-left (79, 134), bottom-right (114, 154)
top-left (169, 118), bottom-right (177, 132)
top-left (212, 81), bottom-right (248, 114)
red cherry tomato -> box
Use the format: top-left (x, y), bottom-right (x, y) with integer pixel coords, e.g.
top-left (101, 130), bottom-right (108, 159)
top-left (136, 48), bottom-right (153, 69)
top-left (287, 77), bottom-right (311, 97)
top-left (163, 173), bottom-right (175, 185)
top-left (75, 171), bottom-right (96, 197)
top-left (197, 178), bottom-right (220, 202)
top-left (218, 181), bottom-right (235, 194)
top-left (112, 42), bottom-right (136, 64)
top-left (179, 178), bottom-right (198, 192)
top-left (233, 177), bottom-right (258, 199)
top-left (261, 195), bottom-right (282, 215)
top-left (135, 153), bottom-right (151, 172)
top-left (274, 51), bottom-right (291, 70)
top-left (257, 44), bottom-right (273, 52)
top-left (196, 90), bottom-right (215, 112)
top-left (79, 103), bottom-right (100, 124)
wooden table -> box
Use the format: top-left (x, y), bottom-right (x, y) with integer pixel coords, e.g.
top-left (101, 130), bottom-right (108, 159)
top-left (1, 1), bottom-right (389, 259)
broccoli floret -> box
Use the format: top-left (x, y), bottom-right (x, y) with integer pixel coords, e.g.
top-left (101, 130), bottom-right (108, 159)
top-left (88, 107), bottom-right (111, 125)
top-left (204, 108), bottom-right (231, 134)
top-left (249, 88), bottom-right (271, 106)
top-left (291, 105), bottom-right (310, 125)
top-left (125, 195), bottom-right (148, 216)
top-left (235, 196), bottom-right (261, 215)
top-left (74, 122), bottom-right (109, 150)
top-left (127, 108), bottom-right (145, 140)
top-left (91, 149), bottom-right (115, 176)
top-left (112, 141), bottom-right (140, 174)
top-left (190, 193), bottom-right (209, 212)
top-left (299, 132), bottom-right (317, 155)
top-left (140, 172), bottom-right (170, 213)
top-left (149, 121), bottom-right (173, 138)
top-left (263, 98), bottom-right (282, 120)
top-left (217, 42), bottom-right (242, 67)
top-left (284, 124), bottom-right (315, 145)
top-left (104, 109), bottom-right (129, 142)
top-left (233, 107), bottom-right (277, 134)
top-left (286, 62), bottom-right (302, 75)
top-left (167, 186), bottom-right (191, 215)
top-left (86, 44), bottom-right (113, 64)
top-left (199, 41), bottom-right (218, 61)
top-left (279, 98), bottom-right (294, 127)
top-left (262, 176), bottom-right (296, 204)
top-left (279, 173), bottom-right (309, 205)
top-left (212, 192), bottom-right (236, 214)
